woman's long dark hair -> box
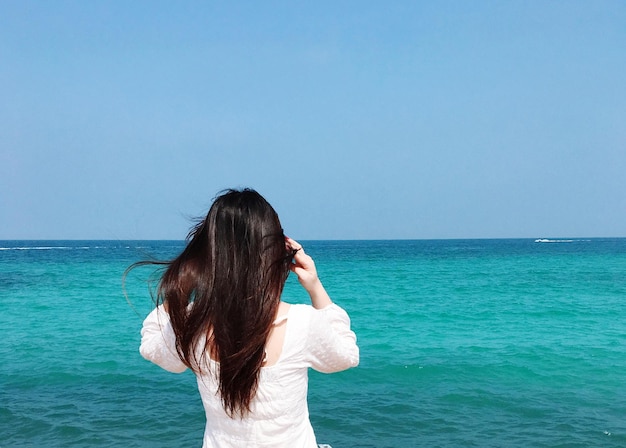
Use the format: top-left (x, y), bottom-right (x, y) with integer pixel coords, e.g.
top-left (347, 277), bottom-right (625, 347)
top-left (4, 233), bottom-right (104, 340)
top-left (132, 189), bottom-right (296, 417)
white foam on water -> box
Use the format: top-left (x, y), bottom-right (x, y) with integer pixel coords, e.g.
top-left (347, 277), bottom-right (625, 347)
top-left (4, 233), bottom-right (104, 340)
top-left (0, 246), bottom-right (95, 251)
top-left (534, 239), bottom-right (591, 243)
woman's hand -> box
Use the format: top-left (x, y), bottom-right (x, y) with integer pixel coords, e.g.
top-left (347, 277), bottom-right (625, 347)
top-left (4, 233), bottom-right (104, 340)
top-left (286, 237), bottom-right (332, 309)
top-left (286, 237), bottom-right (318, 290)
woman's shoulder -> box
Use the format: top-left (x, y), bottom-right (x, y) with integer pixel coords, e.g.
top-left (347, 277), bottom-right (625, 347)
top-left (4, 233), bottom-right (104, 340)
top-left (285, 302), bottom-right (359, 372)
top-left (286, 302), bottom-right (349, 325)
top-left (282, 303), bottom-right (312, 322)
top-left (286, 302), bottom-right (332, 318)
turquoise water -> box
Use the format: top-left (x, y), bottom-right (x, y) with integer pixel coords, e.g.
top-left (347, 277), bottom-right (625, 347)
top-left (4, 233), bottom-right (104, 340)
top-left (1, 239), bottom-right (625, 447)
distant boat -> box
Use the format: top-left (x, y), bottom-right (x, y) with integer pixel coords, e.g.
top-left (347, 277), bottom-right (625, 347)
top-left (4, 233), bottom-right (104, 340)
top-left (535, 239), bottom-right (551, 243)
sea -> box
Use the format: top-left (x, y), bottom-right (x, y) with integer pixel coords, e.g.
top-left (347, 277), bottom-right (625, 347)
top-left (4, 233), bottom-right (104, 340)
top-left (1, 239), bottom-right (625, 447)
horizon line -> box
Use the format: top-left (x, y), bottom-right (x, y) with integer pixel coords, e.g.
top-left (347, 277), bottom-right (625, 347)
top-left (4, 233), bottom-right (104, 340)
top-left (1, 236), bottom-right (624, 242)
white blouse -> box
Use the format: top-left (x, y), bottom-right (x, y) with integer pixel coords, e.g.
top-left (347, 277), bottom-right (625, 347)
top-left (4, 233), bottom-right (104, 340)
top-left (140, 303), bottom-right (359, 448)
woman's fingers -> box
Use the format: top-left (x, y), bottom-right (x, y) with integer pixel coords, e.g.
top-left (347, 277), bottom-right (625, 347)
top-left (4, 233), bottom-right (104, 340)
top-left (286, 236), bottom-right (317, 280)
top-left (285, 236), bottom-right (303, 252)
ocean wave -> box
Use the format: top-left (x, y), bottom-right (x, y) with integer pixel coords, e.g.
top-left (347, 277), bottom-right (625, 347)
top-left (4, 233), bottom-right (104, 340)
top-left (0, 246), bottom-right (91, 251)
top-left (0, 245), bottom-right (148, 251)
top-left (534, 239), bottom-right (590, 243)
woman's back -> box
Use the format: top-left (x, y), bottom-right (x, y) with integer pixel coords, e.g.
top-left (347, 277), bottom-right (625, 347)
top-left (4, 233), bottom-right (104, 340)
top-left (141, 303), bottom-right (358, 447)
top-left (134, 189), bottom-right (359, 447)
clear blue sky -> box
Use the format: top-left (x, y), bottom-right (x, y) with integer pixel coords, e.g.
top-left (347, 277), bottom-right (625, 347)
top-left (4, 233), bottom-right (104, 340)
top-left (1, 1), bottom-right (624, 240)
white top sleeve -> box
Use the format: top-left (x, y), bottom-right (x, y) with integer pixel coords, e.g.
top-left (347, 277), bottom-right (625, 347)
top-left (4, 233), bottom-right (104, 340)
top-left (139, 305), bottom-right (188, 374)
top-left (305, 304), bottom-right (360, 373)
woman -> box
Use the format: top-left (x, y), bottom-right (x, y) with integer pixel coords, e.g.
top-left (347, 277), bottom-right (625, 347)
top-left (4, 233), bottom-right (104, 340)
top-left (137, 188), bottom-right (359, 447)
